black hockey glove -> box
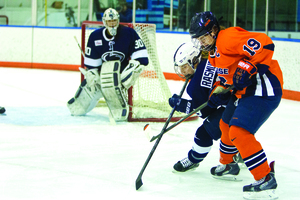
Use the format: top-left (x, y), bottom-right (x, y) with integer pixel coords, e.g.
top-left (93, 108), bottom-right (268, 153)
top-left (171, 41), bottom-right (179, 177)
top-left (168, 94), bottom-right (192, 114)
top-left (208, 92), bottom-right (231, 108)
top-left (208, 81), bottom-right (231, 108)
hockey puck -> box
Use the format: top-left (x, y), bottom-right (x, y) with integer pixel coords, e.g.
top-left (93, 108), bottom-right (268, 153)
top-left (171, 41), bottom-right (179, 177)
top-left (143, 123), bottom-right (152, 140)
top-left (143, 123), bottom-right (150, 131)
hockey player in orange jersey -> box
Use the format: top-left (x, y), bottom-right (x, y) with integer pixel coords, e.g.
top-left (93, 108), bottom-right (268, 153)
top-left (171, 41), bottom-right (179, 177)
top-left (189, 11), bottom-right (283, 200)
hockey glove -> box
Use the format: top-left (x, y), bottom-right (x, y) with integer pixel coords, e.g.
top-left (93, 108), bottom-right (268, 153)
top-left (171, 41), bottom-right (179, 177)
top-left (169, 94), bottom-right (192, 114)
top-left (208, 81), bottom-right (231, 108)
top-left (80, 67), bottom-right (100, 85)
top-left (233, 59), bottom-right (257, 90)
top-left (79, 67), bottom-right (100, 93)
top-left (121, 60), bottom-right (145, 89)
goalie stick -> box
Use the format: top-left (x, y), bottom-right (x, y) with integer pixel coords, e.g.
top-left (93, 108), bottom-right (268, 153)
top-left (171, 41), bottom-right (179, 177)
top-left (135, 77), bottom-right (190, 190)
top-left (149, 85), bottom-right (235, 142)
top-left (74, 36), bottom-right (85, 57)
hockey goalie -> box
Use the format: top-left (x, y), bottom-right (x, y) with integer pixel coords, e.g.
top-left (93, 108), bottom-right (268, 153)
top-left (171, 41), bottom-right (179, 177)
top-left (67, 8), bottom-right (149, 121)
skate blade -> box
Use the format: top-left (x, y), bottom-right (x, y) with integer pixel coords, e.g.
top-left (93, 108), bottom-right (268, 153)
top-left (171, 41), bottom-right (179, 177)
top-left (172, 167), bottom-right (198, 173)
top-left (212, 174), bottom-right (243, 181)
top-left (172, 165), bottom-right (199, 173)
top-left (243, 189), bottom-right (278, 200)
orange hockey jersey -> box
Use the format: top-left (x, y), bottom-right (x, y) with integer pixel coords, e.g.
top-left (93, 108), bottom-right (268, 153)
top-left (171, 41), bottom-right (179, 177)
top-left (208, 27), bottom-right (283, 98)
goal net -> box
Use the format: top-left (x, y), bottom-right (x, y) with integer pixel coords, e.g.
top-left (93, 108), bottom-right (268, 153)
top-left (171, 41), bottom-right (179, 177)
top-left (81, 21), bottom-right (197, 122)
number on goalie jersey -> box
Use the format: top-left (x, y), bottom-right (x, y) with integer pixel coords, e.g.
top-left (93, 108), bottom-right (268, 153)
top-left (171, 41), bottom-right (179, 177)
top-left (67, 8), bottom-right (149, 120)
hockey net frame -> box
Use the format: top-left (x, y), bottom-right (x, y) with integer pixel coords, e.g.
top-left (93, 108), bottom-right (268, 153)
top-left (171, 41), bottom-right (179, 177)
top-left (81, 21), bottom-right (197, 122)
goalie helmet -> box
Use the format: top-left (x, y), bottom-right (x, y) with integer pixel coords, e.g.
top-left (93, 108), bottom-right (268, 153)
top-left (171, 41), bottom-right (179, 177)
top-left (173, 42), bottom-right (201, 79)
top-left (189, 11), bottom-right (220, 51)
top-left (102, 8), bottom-right (120, 37)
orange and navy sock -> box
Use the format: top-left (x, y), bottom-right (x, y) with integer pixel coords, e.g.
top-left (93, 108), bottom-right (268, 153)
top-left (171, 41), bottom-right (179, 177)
top-left (219, 119), bottom-right (238, 164)
top-left (229, 125), bottom-right (270, 180)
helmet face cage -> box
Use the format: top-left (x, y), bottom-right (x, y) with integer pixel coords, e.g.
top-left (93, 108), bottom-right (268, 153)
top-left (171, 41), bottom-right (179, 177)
top-left (174, 64), bottom-right (188, 79)
top-left (189, 11), bottom-right (219, 51)
top-left (191, 30), bottom-right (215, 51)
top-left (173, 43), bottom-right (201, 79)
top-left (102, 8), bottom-right (120, 36)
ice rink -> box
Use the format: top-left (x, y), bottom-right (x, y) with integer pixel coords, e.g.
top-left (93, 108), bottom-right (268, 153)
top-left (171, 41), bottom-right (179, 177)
top-left (0, 67), bottom-right (299, 200)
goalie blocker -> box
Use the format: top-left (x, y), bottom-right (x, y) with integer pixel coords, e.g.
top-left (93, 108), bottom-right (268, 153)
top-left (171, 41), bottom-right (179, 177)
top-left (67, 60), bottom-right (144, 121)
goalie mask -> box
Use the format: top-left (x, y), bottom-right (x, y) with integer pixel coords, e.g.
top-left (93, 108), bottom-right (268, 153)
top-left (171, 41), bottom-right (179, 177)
top-left (173, 42), bottom-right (201, 79)
top-left (102, 8), bottom-right (120, 37)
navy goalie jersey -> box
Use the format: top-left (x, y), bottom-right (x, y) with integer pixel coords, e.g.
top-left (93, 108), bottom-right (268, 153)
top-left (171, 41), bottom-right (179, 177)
top-left (84, 25), bottom-right (149, 72)
top-left (187, 59), bottom-right (219, 118)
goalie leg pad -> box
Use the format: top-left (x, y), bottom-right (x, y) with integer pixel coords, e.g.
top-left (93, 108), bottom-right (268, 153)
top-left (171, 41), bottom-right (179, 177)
top-left (101, 61), bottom-right (129, 121)
top-left (67, 79), bottom-right (103, 116)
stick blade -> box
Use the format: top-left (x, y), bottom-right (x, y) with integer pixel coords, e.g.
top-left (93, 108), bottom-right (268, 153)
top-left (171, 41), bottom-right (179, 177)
top-left (135, 177), bottom-right (143, 190)
top-left (149, 136), bottom-right (156, 142)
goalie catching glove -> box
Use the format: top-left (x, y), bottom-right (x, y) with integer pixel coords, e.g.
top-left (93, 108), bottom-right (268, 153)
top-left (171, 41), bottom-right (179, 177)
top-left (79, 67), bottom-right (100, 93)
top-left (121, 60), bottom-right (145, 89)
top-left (169, 94), bottom-right (192, 114)
top-left (233, 59), bottom-right (257, 90)
top-left (67, 67), bottom-right (102, 116)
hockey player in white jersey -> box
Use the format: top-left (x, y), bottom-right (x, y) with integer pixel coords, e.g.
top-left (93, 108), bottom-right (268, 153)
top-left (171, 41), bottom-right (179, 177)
top-left (67, 8), bottom-right (149, 121)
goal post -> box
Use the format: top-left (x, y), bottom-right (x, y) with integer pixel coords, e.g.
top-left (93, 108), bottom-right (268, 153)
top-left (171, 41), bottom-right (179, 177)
top-left (81, 21), bottom-right (197, 122)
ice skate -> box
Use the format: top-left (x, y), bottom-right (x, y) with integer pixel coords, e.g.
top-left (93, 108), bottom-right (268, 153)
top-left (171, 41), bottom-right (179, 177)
top-left (211, 161), bottom-right (242, 181)
top-left (243, 161), bottom-right (278, 200)
top-left (173, 157), bottom-right (199, 172)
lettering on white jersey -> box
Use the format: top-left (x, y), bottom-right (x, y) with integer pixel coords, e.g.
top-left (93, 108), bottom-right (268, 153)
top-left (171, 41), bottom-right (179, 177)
top-left (94, 40), bottom-right (102, 46)
top-left (201, 61), bottom-right (216, 88)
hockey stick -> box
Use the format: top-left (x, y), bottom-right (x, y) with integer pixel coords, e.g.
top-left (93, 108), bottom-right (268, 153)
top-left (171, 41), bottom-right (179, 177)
top-left (74, 36), bottom-right (85, 57)
top-left (135, 77), bottom-right (190, 190)
top-left (149, 85), bottom-right (234, 142)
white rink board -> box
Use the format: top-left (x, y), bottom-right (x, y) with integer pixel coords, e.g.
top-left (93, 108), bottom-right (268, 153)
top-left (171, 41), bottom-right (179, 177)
top-left (0, 26), bottom-right (299, 92)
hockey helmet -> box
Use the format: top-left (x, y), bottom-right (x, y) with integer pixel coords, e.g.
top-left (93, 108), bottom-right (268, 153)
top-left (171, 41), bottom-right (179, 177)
top-left (102, 8), bottom-right (120, 36)
top-left (173, 42), bottom-right (201, 79)
top-left (189, 11), bottom-right (220, 51)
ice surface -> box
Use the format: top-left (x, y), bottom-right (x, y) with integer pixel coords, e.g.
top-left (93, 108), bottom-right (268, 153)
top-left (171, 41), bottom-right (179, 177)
top-left (0, 67), bottom-right (299, 200)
